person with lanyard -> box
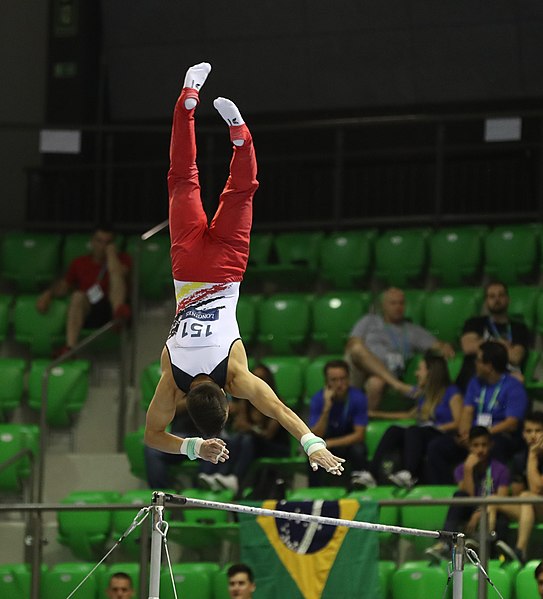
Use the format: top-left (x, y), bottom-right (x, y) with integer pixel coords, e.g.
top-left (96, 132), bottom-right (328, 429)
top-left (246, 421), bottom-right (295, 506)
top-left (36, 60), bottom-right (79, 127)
top-left (308, 359), bottom-right (369, 488)
top-left (426, 426), bottom-right (511, 562)
top-left (426, 340), bottom-right (528, 484)
top-left (456, 280), bottom-right (531, 393)
top-left (345, 287), bottom-right (455, 410)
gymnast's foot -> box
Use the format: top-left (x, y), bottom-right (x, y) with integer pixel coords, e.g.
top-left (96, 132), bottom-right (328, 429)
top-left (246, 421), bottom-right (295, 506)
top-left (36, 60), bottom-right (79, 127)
top-left (182, 62), bottom-right (211, 110)
top-left (213, 97), bottom-right (247, 146)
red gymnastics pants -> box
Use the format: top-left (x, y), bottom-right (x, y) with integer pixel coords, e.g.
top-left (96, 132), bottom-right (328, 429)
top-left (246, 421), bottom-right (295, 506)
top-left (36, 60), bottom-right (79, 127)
top-left (168, 89), bottom-right (259, 284)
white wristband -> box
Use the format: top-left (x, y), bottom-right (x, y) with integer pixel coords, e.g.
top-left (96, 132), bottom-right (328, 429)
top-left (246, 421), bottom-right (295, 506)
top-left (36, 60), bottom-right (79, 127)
top-left (300, 433), bottom-right (326, 456)
top-left (180, 437), bottom-right (204, 460)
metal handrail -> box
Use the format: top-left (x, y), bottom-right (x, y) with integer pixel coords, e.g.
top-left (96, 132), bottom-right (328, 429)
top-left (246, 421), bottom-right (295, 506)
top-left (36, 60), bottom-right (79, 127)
top-left (0, 447), bottom-right (33, 475)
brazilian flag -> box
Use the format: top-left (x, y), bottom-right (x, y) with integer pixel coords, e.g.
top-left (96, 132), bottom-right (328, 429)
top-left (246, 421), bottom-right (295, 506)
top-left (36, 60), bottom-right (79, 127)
top-left (240, 498), bottom-right (379, 599)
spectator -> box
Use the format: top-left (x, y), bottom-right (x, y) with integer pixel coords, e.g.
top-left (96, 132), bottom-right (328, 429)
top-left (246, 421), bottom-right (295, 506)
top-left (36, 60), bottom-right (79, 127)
top-left (366, 352), bottom-right (463, 488)
top-left (106, 572), bottom-right (135, 599)
top-left (486, 412), bottom-right (543, 564)
top-left (198, 364), bottom-right (290, 495)
top-left (36, 224), bottom-right (131, 356)
top-left (345, 287), bottom-right (455, 410)
top-left (535, 561), bottom-right (543, 599)
top-left (145, 392), bottom-right (201, 489)
top-left (309, 359), bottom-right (369, 488)
top-left (426, 341), bottom-right (528, 484)
top-left (426, 426), bottom-right (510, 562)
top-left (228, 563), bottom-right (256, 599)
top-left (456, 281), bottom-right (531, 392)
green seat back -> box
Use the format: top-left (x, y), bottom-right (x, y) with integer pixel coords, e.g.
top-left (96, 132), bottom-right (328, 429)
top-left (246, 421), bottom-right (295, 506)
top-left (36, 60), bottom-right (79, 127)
top-left (0, 294), bottom-right (12, 342)
top-left (304, 354), bottom-right (343, 404)
top-left (319, 230), bottom-right (374, 289)
top-left (424, 288), bottom-right (482, 344)
top-left (260, 356), bottom-right (309, 408)
top-left (126, 234), bottom-right (171, 300)
top-left (374, 229), bottom-right (428, 286)
top-left (96, 563), bottom-right (140, 599)
top-left (515, 560), bottom-right (541, 599)
top-left (180, 488), bottom-right (234, 524)
top-left (139, 360), bottom-right (161, 411)
top-left (365, 419), bottom-right (417, 460)
top-left (0, 358), bottom-right (26, 417)
top-left (311, 292), bottom-right (370, 353)
top-left (41, 562), bottom-right (97, 599)
top-left (400, 485), bottom-right (458, 551)
top-left (58, 491), bottom-right (119, 561)
top-left (237, 295), bottom-right (258, 345)
top-left (392, 563), bottom-right (447, 599)
top-left (484, 225), bottom-right (539, 284)
top-left (123, 426), bottom-right (147, 480)
top-left (378, 560), bottom-right (396, 599)
top-left (159, 564), bottom-right (212, 599)
top-left (28, 359), bottom-right (90, 427)
top-left (257, 293), bottom-right (311, 354)
top-left (274, 232), bottom-right (324, 269)
top-left (347, 487), bottom-right (399, 529)
top-left (0, 563), bottom-right (31, 599)
top-left (402, 289), bottom-right (428, 325)
top-left (447, 352), bottom-right (465, 381)
top-left (524, 350), bottom-right (541, 382)
top-left (1, 232), bottom-right (61, 291)
top-left (62, 233), bottom-right (92, 269)
top-left (248, 232), bottom-right (273, 266)
top-left (13, 295), bottom-right (67, 356)
top-left (507, 285), bottom-right (540, 330)
top-left (429, 227), bottom-right (483, 286)
top-left (212, 566), bottom-right (231, 599)
top-left (286, 487), bottom-right (347, 501)
top-left (462, 562), bottom-right (513, 599)
top-left (0, 424), bottom-right (39, 491)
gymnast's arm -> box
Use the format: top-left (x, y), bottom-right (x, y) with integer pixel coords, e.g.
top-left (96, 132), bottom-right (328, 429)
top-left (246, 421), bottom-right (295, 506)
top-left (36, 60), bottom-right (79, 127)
top-left (226, 341), bottom-right (345, 474)
top-left (144, 347), bottom-right (228, 463)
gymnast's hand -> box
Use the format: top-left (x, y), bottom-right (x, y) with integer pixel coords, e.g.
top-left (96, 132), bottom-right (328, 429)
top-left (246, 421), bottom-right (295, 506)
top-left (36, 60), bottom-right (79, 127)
top-left (200, 438), bottom-right (229, 464)
top-left (309, 448), bottom-right (345, 475)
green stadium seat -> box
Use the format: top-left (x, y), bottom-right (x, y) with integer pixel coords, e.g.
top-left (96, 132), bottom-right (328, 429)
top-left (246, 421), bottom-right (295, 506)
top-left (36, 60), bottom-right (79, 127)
top-left (304, 354), bottom-right (343, 404)
top-left (168, 489), bottom-right (239, 551)
top-left (0, 563), bottom-right (32, 599)
top-left (347, 487), bottom-right (400, 543)
top-left (311, 292), bottom-right (370, 353)
top-left (13, 295), bottom-right (67, 356)
top-left (1, 231), bottom-right (61, 291)
top-left (484, 225), bottom-right (539, 284)
top-left (57, 490), bottom-right (120, 561)
top-left (508, 285), bottom-right (540, 330)
top-left (0, 294), bottom-right (11, 343)
top-left (140, 360), bottom-right (162, 411)
top-left (400, 485), bottom-right (458, 552)
top-left (41, 562), bottom-right (97, 599)
top-left (212, 566), bottom-right (231, 599)
top-left (0, 358), bottom-right (26, 420)
top-left (96, 563), bottom-right (140, 599)
top-left (286, 487), bottom-right (347, 501)
top-left (248, 232), bottom-right (274, 267)
top-left (515, 560), bottom-right (541, 599)
top-left (319, 230), bottom-right (375, 289)
top-left (391, 562), bottom-right (447, 599)
top-left (237, 295), bottom-right (259, 345)
top-left (402, 289), bottom-right (427, 325)
top-left (159, 563), bottom-right (213, 599)
top-left (257, 293), bottom-right (311, 354)
top-left (365, 419), bottom-right (418, 461)
top-left (126, 234), bottom-right (171, 300)
top-left (374, 229), bottom-right (428, 287)
top-left (423, 288), bottom-right (482, 344)
top-left (429, 227), bottom-right (483, 286)
top-left (260, 355), bottom-right (309, 409)
top-left (378, 560), bottom-right (396, 599)
top-left (27, 359), bottom-right (90, 427)
top-left (447, 352), bottom-right (465, 381)
top-left (0, 424), bottom-right (39, 492)
top-left (62, 233), bottom-right (92, 269)
top-left (462, 562), bottom-right (513, 599)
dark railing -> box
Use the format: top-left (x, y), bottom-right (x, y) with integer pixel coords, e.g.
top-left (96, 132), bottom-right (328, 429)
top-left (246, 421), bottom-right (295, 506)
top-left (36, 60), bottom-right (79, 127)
top-left (22, 109), bottom-right (543, 233)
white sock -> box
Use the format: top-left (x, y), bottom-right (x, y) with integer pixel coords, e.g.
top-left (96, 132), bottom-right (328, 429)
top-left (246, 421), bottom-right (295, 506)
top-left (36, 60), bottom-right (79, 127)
top-left (183, 62), bottom-right (211, 109)
top-left (213, 97), bottom-right (246, 145)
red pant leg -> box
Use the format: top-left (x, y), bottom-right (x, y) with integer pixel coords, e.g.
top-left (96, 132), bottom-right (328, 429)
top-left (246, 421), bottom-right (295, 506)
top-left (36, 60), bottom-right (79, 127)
top-left (208, 124), bottom-right (259, 276)
top-left (168, 90), bottom-right (207, 280)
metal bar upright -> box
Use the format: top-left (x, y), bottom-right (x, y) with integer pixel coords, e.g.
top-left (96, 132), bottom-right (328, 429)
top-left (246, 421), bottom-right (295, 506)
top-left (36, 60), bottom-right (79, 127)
top-left (148, 492), bottom-right (164, 599)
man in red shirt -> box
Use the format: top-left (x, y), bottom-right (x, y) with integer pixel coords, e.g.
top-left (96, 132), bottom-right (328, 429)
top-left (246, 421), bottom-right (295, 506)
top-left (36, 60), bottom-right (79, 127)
top-left (36, 225), bottom-right (131, 354)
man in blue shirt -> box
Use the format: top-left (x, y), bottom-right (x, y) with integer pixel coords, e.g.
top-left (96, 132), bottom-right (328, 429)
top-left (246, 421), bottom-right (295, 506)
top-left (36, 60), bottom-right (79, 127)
top-left (427, 341), bottom-right (528, 484)
top-left (309, 359), bottom-right (369, 487)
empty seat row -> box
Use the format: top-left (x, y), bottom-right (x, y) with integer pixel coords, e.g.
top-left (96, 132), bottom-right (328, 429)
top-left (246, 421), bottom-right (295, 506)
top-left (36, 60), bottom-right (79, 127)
top-left (1, 224), bottom-right (541, 298)
top-left (0, 359), bottom-right (90, 426)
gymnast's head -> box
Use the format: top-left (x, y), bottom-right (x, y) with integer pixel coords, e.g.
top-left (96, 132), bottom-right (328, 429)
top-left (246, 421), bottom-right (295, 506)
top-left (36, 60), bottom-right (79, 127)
top-left (186, 377), bottom-right (229, 437)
